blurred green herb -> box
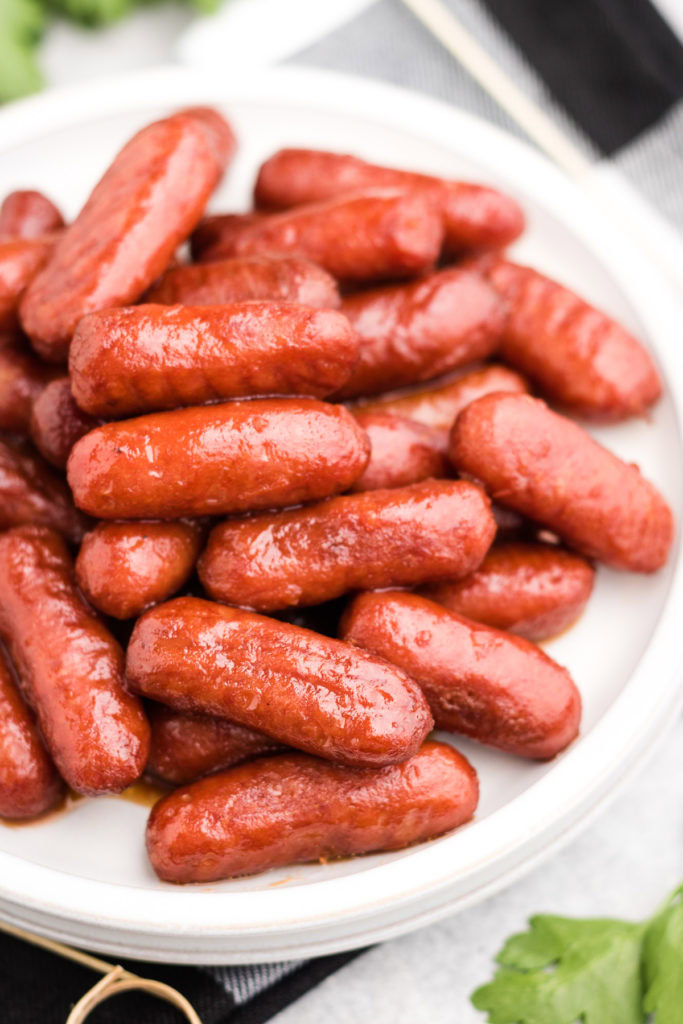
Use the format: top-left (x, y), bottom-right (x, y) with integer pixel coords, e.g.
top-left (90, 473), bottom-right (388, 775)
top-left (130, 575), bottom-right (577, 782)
top-left (0, 0), bottom-right (222, 103)
top-left (47, 0), bottom-right (145, 27)
top-left (472, 882), bottom-right (683, 1023)
top-left (0, 0), bottom-right (47, 102)
top-left (46, 0), bottom-right (219, 26)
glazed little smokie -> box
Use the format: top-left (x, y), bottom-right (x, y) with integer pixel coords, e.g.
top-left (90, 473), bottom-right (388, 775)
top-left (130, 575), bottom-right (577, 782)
top-left (0, 237), bottom-right (55, 333)
top-left (0, 644), bottom-right (64, 819)
top-left (198, 479), bottom-right (496, 612)
top-left (0, 438), bottom-right (88, 543)
top-left (350, 411), bottom-right (449, 492)
top-left (30, 377), bottom-right (102, 468)
top-left (254, 147), bottom-right (524, 253)
top-left (126, 596), bottom-right (433, 768)
top-left (20, 107), bottom-right (235, 361)
top-left (0, 190), bottom-right (64, 241)
top-left (69, 302), bottom-right (358, 416)
top-left (450, 393), bottom-right (673, 572)
top-left (420, 542), bottom-right (596, 642)
top-left (355, 363), bottom-right (529, 434)
top-left (191, 212), bottom-right (262, 260)
top-left (334, 267), bottom-right (506, 399)
top-left (146, 741), bottom-right (478, 883)
top-left (0, 526), bottom-right (150, 795)
top-left (0, 335), bottom-right (60, 434)
top-left (76, 520), bottom-right (203, 619)
top-left (67, 398), bottom-right (370, 520)
top-left (486, 259), bottom-right (661, 422)
top-left (146, 704), bottom-right (285, 786)
top-left (145, 253), bottom-right (341, 309)
top-left (192, 188), bottom-right (444, 282)
top-left (341, 591), bottom-right (581, 760)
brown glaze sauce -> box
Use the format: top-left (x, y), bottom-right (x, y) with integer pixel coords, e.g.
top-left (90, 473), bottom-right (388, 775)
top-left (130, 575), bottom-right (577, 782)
top-left (1, 777), bottom-right (168, 827)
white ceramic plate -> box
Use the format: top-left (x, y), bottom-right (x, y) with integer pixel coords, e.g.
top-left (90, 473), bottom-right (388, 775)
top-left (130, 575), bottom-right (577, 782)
top-left (0, 65), bottom-right (681, 964)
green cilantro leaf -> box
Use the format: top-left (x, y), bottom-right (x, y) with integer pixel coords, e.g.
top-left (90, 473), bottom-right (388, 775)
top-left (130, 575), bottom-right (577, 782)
top-left (471, 914), bottom-right (646, 1024)
top-left (643, 885), bottom-right (683, 1023)
top-left (0, 0), bottom-right (46, 103)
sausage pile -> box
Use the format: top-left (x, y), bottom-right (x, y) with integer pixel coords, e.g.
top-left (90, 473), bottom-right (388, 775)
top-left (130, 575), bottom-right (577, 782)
top-left (0, 108), bottom-right (673, 884)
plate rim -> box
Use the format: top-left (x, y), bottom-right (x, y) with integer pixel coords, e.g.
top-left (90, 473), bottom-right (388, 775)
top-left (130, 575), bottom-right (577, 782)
top-left (0, 62), bottom-right (681, 957)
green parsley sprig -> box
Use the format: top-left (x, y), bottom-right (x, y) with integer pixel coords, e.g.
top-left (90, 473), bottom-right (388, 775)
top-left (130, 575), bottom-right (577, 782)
top-left (0, 0), bottom-right (221, 104)
top-left (472, 884), bottom-right (683, 1023)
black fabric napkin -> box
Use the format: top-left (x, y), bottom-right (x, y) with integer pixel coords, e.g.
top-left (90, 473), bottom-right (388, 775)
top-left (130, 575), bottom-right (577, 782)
top-left (0, 929), bottom-right (362, 1022)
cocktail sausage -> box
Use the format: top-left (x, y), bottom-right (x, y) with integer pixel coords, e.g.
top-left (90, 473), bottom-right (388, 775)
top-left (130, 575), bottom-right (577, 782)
top-left (69, 303), bottom-right (358, 416)
top-left (254, 148), bottom-right (524, 253)
top-left (450, 393), bottom-right (673, 572)
top-left (0, 191), bottom-right (64, 241)
top-left (146, 741), bottom-right (478, 882)
top-left (193, 189), bottom-right (443, 283)
top-left (341, 591), bottom-right (581, 759)
top-left (146, 254), bottom-right (340, 309)
top-left (0, 526), bottom-right (150, 794)
top-left (67, 398), bottom-right (369, 520)
top-left (0, 336), bottom-right (60, 433)
top-left (356, 364), bottom-right (529, 433)
top-left (147, 704), bottom-right (284, 786)
top-left (420, 542), bottom-right (595, 641)
top-left (199, 479), bottom-right (496, 611)
top-left (350, 411), bottom-right (448, 491)
top-left (0, 238), bottom-right (54, 333)
top-left (29, 377), bottom-right (102, 468)
top-left (20, 107), bottom-right (235, 361)
top-left (76, 520), bottom-right (202, 619)
top-left (127, 596), bottom-right (433, 767)
top-left (0, 645), bottom-right (64, 819)
top-left (334, 268), bottom-right (505, 399)
top-left (487, 260), bottom-right (661, 421)
top-left (0, 438), bottom-right (88, 543)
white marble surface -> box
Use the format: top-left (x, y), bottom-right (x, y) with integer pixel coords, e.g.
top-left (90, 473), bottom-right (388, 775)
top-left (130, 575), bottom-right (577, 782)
top-left (33, 9), bottom-right (683, 1020)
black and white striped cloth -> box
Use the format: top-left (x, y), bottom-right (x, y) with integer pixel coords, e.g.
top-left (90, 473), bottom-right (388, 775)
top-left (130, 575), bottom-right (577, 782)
top-left (3, 1), bottom-right (681, 1020)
